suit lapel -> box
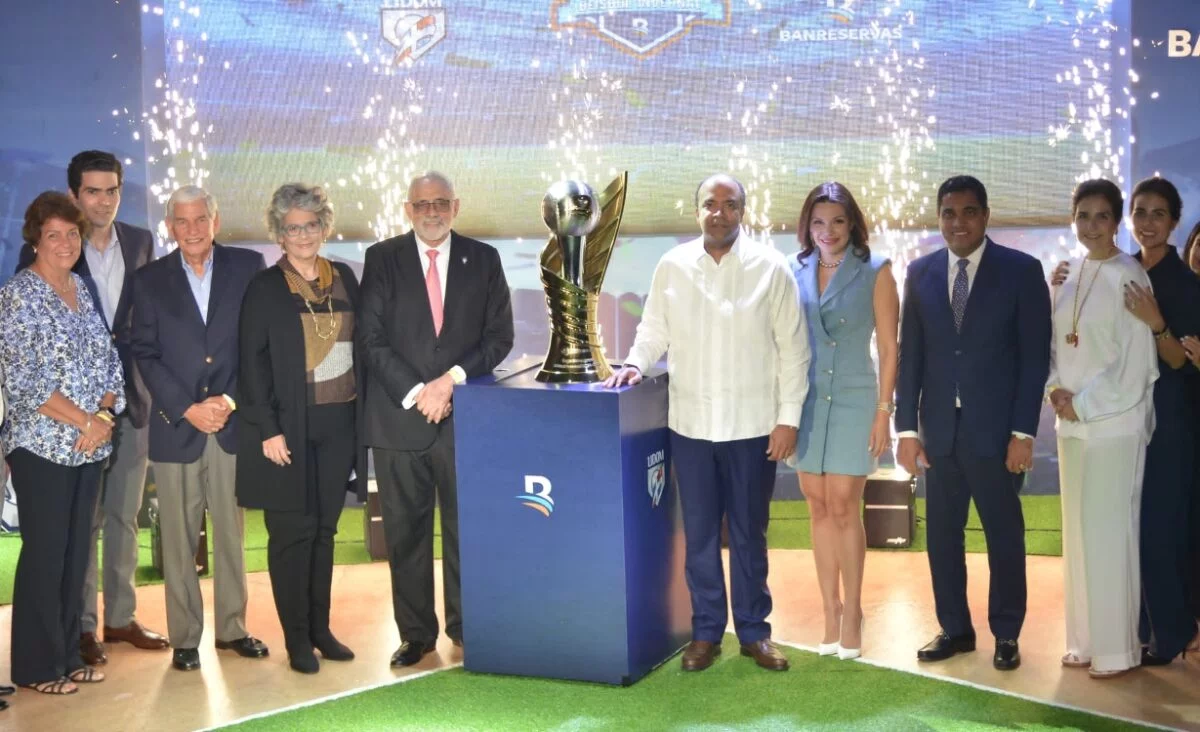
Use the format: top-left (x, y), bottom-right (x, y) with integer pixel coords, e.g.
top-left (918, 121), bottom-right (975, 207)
top-left (205, 245), bottom-right (231, 328)
top-left (929, 248), bottom-right (954, 331)
top-left (441, 233), bottom-right (468, 338)
top-left (166, 249), bottom-right (208, 332)
top-left (820, 250), bottom-right (863, 307)
top-left (70, 250), bottom-right (103, 318)
top-left (112, 223), bottom-right (141, 327)
top-left (397, 235), bottom-right (436, 340)
top-left (796, 256), bottom-right (829, 339)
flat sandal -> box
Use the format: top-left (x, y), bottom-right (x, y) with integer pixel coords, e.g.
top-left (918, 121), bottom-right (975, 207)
top-left (21, 677), bottom-right (78, 695)
top-left (1061, 652), bottom-right (1090, 668)
top-left (67, 666), bottom-right (105, 683)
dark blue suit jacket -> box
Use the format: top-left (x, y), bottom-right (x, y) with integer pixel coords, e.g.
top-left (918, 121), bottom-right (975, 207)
top-left (16, 221), bottom-right (155, 427)
top-left (130, 245), bottom-right (265, 463)
top-left (895, 238), bottom-right (1051, 458)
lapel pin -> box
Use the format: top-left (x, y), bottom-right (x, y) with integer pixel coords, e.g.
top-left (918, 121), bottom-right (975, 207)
top-left (462, 256), bottom-right (468, 265)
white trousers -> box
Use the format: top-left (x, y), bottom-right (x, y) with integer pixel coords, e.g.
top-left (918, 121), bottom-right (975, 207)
top-left (1058, 435), bottom-right (1145, 672)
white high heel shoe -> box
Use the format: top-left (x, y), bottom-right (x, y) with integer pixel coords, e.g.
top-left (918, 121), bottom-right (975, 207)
top-left (819, 607), bottom-right (842, 656)
top-left (837, 617), bottom-right (864, 660)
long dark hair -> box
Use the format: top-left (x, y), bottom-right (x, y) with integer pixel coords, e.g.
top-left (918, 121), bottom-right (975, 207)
top-left (796, 182), bottom-right (870, 262)
top-left (1183, 220), bottom-right (1200, 275)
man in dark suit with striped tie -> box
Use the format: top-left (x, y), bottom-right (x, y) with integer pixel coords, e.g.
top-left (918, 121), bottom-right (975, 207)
top-left (359, 171), bottom-right (514, 667)
top-left (894, 175), bottom-right (1051, 671)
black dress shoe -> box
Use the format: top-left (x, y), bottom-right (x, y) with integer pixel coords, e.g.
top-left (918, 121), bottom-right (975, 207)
top-left (917, 632), bottom-right (976, 662)
top-left (289, 651), bottom-right (320, 674)
top-left (0, 699), bottom-right (8, 711)
top-left (216, 636), bottom-right (269, 658)
top-left (390, 640), bottom-right (436, 667)
top-left (0, 685), bottom-right (14, 696)
top-left (993, 639), bottom-right (1021, 670)
top-left (172, 648), bottom-right (201, 671)
top-left (1141, 647), bottom-right (1174, 666)
top-left (311, 633), bottom-right (355, 662)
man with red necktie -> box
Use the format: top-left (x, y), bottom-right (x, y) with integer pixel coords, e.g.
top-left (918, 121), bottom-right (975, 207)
top-left (359, 171), bottom-right (514, 668)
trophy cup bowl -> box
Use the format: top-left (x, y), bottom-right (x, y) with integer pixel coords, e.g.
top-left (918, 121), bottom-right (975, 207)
top-left (535, 173), bottom-right (628, 384)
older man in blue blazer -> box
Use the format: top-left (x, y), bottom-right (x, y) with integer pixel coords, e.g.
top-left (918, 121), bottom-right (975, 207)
top-left (895, 175), bottom-right (1051, 671)
top-left (130, 186), bottom-right (268, 672)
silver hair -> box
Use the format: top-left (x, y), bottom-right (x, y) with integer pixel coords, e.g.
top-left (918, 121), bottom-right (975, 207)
top-left (165, 185), bottom-right (218, 220)
top-left (265, 183), bottom-right (335, 239)
top-left (406, 171), bottom-right (456, 201)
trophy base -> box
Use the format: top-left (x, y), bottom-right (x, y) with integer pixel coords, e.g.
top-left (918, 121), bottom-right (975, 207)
top-left (535, 360), bottom-right (613, 384)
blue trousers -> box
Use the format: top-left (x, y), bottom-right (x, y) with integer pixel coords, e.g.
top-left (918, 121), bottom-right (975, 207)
top-left (670, 431), bottom-right (775, 645)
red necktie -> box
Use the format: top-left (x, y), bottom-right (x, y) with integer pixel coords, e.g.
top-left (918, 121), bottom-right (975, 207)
top-left (426, 249), bottom-right (443, 336)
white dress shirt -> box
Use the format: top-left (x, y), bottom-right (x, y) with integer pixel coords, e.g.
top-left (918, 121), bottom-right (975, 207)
top-left (624, 233), bottom-right (811, 442)
top-left (402, 233), bottom-right (465, 410)
top-left (896, 238), bottom-right (1031, 441)
top-left (84, 227), bottom-right (124, 329)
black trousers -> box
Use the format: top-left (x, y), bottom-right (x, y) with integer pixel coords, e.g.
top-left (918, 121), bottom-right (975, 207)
top-left (924, 413), bottom-right (1027, 641)
top-left (7, 449), bottom-right (102, 685)
top-left (375, 422), bottom-right (459, 645)
top-left (263, 403), bottom-right (356, 655)
top-left (1139, 422), bottom-right (1195, 658)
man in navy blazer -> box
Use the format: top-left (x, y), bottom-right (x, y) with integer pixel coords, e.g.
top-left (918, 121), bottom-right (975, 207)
top-left (130, 185), bottom-right (269, 672)
top-left (895, 175), bottom-right (1051, 671)
top-left (15, 151), bottom-right (163, 663)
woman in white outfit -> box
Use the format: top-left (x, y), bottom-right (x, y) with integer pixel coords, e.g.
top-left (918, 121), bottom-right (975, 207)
top-left (1048, 179), bottom-right (1158, 678)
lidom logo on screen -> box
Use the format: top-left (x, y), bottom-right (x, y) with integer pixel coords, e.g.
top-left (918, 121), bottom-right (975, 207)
top-left (779, 1), bottom-right (903, 44)
top-left (381, 1), bottom-right (447, 65)
top-left (550, 1), bottom-right (732, 60)
top-left (518, 475), bottom-right (555, 517)
top-left (647, 450), bottom-right (666, 507)
top-left (1168, 30), bottom-right (1200, 58)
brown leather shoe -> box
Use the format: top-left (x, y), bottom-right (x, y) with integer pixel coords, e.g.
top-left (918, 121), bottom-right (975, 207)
top-left (740, 638), bottom-right (789, 671)
top-left (104, 621), bottom-right (170, 650)
top-left (79, 632), bottom-right (107, 666)
top-left (680, 640), bottom-right (721, 671)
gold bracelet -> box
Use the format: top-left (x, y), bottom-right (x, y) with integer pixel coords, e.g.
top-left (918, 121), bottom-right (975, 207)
top-left (876, 402), bottom-right (895, 415)
top-left (94, 410), bottom-right (114, 425)
top-left (1155, 326), bottom-right (1173, 342)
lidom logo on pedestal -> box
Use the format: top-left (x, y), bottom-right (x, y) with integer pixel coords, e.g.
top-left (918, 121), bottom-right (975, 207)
top-left (647, 450), bottom-right (666, 507)
top-left (518, 475), bottom-right (555, 517)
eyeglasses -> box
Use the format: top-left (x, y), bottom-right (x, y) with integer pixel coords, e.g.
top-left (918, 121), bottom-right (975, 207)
top-left (409, 199), bottom-right (454, 214)
top-left (282, 221), bottom-right (323, 238)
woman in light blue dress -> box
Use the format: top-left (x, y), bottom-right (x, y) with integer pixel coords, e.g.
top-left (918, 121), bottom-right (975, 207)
top-left (789, 182), bottom-right (899, 660)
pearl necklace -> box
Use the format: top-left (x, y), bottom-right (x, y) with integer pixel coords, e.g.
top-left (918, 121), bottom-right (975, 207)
top-left (818, 256), bottom-right (844, 269)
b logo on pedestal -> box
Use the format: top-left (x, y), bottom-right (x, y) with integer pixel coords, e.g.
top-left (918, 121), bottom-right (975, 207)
top-left (518, 475), bottom-right (555, 517)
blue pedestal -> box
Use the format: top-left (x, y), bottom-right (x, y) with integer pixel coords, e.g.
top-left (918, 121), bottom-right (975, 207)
top-left (455, 362), bottom-right (690, 685)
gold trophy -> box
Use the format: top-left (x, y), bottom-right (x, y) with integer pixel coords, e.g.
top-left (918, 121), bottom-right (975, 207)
top-left (535, 173), bottom-right (628, 383)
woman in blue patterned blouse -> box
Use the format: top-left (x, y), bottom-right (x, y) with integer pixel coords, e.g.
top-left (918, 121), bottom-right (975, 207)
top-left (0, 192), bottom-right (125, 695)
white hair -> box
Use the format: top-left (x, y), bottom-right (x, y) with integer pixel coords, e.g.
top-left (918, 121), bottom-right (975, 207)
top-left (406, 171), bottom-right (456, 201)
top-left (165, 185), bottom-right (218, 220)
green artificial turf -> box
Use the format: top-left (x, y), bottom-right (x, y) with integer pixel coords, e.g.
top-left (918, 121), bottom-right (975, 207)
top-left (0, 497), bottom-right (1061, 606)
top-left (222, 634), bottom-right (1143, 732)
